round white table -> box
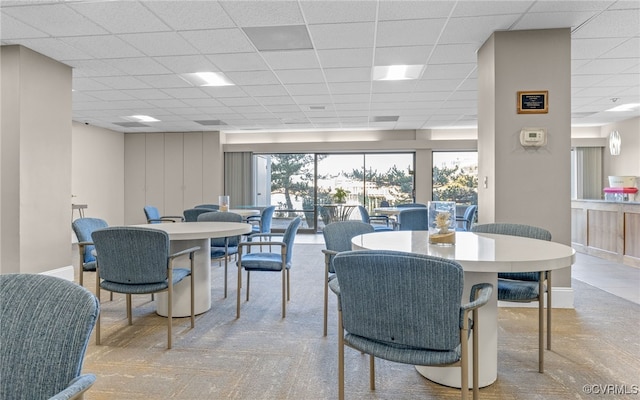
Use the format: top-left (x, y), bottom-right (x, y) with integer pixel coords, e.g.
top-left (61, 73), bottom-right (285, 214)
top-left (132, 222), bottom-right (252, 317)
top-left (351, 230), bottom-right (575, 388)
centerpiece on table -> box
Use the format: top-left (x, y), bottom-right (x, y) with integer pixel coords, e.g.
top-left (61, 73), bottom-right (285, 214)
top-left (428, 201), bottom-right (456, 245)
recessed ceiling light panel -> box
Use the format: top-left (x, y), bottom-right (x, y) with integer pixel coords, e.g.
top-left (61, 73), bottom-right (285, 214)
top-left (124, 115), bottom-right (160, 122)
top-left (373, 65), bottom-right (424, 81)
top-left (605, 103), bottom-right (640, 112)
top-left (180, 72), bottom-right (234, 87)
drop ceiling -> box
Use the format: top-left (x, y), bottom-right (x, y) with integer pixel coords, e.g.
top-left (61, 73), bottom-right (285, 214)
top-left (1, 0), bottom-right (639, 134)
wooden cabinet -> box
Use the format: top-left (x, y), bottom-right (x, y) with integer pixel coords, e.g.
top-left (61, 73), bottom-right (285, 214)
top-left (571, 200), bottom-right (640, 267)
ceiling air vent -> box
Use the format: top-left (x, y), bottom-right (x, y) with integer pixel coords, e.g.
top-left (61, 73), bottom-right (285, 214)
top-left (195, 120), bottom-right (227, 126)
top-left (369, 116), bottom-right (399, 122)
top-left (113, 122), bottom-right (148, 128)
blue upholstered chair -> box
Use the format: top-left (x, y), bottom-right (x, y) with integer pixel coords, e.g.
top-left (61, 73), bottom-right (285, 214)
top-left (471, 223), bottom-right (552, 373)
top-left (143, 205), bottom-right (184, 224)
top-left (72, 217), bottom-right (108, 286)
top-left (245, 205), bottom-right (276, 235)
top-left (195, 204), bottom-right (220, 210)
top-left (321, 221), bottom-right (374, 336)
top-left (183, 207), bottom-right (216, 222)
top-left (0, 274), bottom-right (99, 400)
top-left (236, 217), bottom-right (302, 318)
top-left (397, 207), bottom-right (429, 230)
top-left (197, 211), bottom-right (243, 298)
top-left (330, 250), bottom-right (492, 400)
top-left (92, 227), bottom-right (198, 349)
top-left (456, 205), bottom-right (477, 232)
top-left (357, 205), bottom-right (392, 231)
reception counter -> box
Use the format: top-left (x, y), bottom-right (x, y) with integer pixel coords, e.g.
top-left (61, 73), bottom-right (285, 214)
top-left (571, 200), bottom-right (640, 268)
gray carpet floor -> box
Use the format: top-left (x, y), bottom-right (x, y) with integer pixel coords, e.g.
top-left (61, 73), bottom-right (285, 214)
top-left (80, 242), bottom-right (640, 399)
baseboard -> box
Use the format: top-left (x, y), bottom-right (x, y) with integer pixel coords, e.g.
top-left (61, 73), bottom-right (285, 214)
top-left (498, 287), bottom-right (574, 309)
top-left (40, 265), bottom-right (74, 282)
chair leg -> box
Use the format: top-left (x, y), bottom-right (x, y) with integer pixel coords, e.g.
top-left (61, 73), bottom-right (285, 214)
top-left (282, 267), bottom-right (286, 318)
top-left (323, 264), bottom-right (329, 336)
top-left (286, 269), bottom-right (290, 301)
top-left (539, 271), bottom-right (545, 373)
top-left (236, 263), bottom-right (242, 319)
top-left (473, 309), bottom-right (479, 400)
top-left (168, 288), bottom-right (172, 350)
top-left (547, 271), bottom-right (552, 351)
top-left (191, 256), bottom-right (195, 329)
top-left (369, 355), bottom-right (375, 390)
top-left (95, 269), bottom-right (101, 345)
top-left (126, 294), bottom-right (132, 325)
top-left (338, 310), bottom-right (345, 400)
top-left (246, 271), bottom-right (251, 301)
top-left (460, 326), bottom-right (469, 400)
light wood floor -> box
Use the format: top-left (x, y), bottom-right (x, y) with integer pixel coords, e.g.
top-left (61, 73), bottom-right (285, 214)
top-left (77, 236), bottom-right (640, 399)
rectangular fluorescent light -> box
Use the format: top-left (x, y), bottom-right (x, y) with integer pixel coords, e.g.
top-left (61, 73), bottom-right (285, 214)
top-left (605, 103), bottom-right (640, 112)
top-left (124, 115), bottom-right (160, 122)
top-left (373, 65), bottom-right (424, 81)
top-left (180, 72), bottom-right (234, 87)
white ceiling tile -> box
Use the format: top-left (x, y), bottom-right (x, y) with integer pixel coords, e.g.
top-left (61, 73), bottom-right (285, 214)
top-left (374, 46), bottom-right (432, 66)
top-left (220, 1), bottom-right (304, 27)
top-left (61, 35), bottom-right (144, 59)
top-left (423, 64), bottom-right (476, 79)
top-left (144, 1), bottom-right (235, 30)
top-left (528, 1), bottom-right (614, 13)
top-left (573, 9), bottom-right (640, 38)
top-left (378, 1), bottom-right (455, 20)
top-left (328, 82), bottom-right (371, 94)
top-left (69, 1), bottom-right (170, 34)
top-left (260, 50), bottom-right (321, 70)
top-left (291, 95), bottom-right (333, 105)
top-left (429, 44), bottom-right (480, 65)
top-left (243, 85), bottom-right (290, 97)
top-left (225, 70), bottom-right (281, 85)
top-left (308, 22), bottom-right (375, 49)
top-left (207, 53), bottom-right (269, 72)
top-left (514, 11), bottom-right (601, 30)
top-left (572, 38), bottom-right (629, 60)
top-left (601, 37), bottom-right (640, 59)
top-left (107, 57), bottom-right (171, 75)
top-left (119, 32), bottom-right (199, 57)
top-left (153, 55), bottom-right (218, 74)
top-left (92, 76), bottom-right (150, 90)
top-left (284, 83), bottom-right (330, 96)
top-left (317, 48), bottom-right (374, 68)
top-left (82, 90), bottom-right (135, 101)
top-left (574, 58), bottom-right (638, 75)
top-left (4, 38), bottom-right (91, 61)
top-left (180, 29), bottom-right (255, 54)
top-left (323, 67), bottom-right (371, 83)
top-left (451, 1), bottom-right (533, 17)
top-left (276, 69), bottom-right (325, 84)
top-left (2, 3), bottom-right (108, 36)
top-left (376, 19), bottom-right (447, 47)
top-left (301, 1), bottom-right (377, 24)
top-left (200, 86), bottom-right (251, 98)
top-left (68, 60), bottom-right (130, 77)
top-left (123, 89), bottom-right (174, 100)
top-left (137, 74), bottom-right (192, 89)
top-left (441, 15), bottom-right (519, 44)
top-left (0, 14), bottom-right (47, 39)
top-left (161, 87), bottom-right (210, 99)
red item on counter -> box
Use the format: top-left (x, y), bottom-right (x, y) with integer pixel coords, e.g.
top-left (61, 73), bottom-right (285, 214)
top-left (603, 187), bottom-right (638, 193)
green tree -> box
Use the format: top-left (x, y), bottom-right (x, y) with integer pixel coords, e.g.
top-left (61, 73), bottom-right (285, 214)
top-left (432, 165), bottom-right (477, 204)
top-left (271, 154), bottom-right (315, 212)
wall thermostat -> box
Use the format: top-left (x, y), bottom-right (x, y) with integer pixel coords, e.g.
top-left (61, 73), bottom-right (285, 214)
top-left (520, 128), bottom-right (547, 147)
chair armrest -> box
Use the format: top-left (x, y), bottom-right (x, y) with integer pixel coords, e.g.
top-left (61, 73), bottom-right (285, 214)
top-left (463, 283), bottom-right (493, 311)
top-left (245, 215), bottom-right (260, 222)
top-left (459, 283), bottom-right (493, 329)
top-left (321, 249), bottom-right (339, 257)
top-left (169, 246), bottom-right (200, 260)
top-left (49, 374), bottom-right (96, 400)
top-left (77, 241), bottom-right (93, 247)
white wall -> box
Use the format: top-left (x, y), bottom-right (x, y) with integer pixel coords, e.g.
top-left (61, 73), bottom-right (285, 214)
top-left (1, 45), bottom-right (72, 274)
top-left (71, 122), bottom-right (125, 226)
top-left (602, 116), bottom-right (640, 184)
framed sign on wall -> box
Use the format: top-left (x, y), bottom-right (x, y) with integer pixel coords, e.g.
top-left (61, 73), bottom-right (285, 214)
top-left (517, 91), bottom-right (548, 114)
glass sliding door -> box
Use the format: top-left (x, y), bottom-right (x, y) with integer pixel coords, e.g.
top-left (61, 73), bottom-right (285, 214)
top-left (252, 152), bottom-right (414, 232)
